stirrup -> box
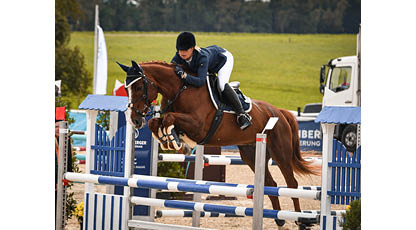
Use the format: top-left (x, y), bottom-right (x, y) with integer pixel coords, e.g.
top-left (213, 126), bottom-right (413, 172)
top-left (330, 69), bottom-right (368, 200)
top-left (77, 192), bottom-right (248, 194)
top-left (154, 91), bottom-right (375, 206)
top-left (237, 114), bottom-right (252, 130)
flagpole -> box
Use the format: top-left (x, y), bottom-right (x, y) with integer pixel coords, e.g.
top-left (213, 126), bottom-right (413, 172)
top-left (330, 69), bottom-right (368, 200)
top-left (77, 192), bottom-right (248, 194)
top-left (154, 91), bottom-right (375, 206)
top-left (93, 4), bottom-right (99, 94)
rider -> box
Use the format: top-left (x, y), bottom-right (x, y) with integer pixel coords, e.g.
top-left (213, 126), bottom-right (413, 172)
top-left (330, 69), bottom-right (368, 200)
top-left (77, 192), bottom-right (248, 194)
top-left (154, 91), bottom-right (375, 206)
top-left (171, 31), bottom-right (252, 130)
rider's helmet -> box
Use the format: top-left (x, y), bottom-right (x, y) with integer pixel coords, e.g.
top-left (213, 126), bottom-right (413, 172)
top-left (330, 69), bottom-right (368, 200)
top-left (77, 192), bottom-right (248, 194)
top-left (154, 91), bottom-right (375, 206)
top-left (176, 32), bottom-right (196, 50)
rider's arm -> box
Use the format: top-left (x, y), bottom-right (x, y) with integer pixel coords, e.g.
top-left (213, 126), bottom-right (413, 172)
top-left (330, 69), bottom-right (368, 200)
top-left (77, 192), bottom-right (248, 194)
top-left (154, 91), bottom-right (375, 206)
top-left (184, 56), bottom-right (208, 87)
top-left (171, 54), bottom-right (181, 64)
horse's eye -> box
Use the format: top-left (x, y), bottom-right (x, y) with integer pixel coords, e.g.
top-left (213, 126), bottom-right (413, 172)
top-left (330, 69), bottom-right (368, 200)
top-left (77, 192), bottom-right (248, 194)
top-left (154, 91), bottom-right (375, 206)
top-left (136, 86), bottom-right (143, 91)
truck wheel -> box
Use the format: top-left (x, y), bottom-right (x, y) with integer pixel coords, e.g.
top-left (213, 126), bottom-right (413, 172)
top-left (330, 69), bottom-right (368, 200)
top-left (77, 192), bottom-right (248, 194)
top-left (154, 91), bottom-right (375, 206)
top-left (341, 125), bottom-right (357, 152)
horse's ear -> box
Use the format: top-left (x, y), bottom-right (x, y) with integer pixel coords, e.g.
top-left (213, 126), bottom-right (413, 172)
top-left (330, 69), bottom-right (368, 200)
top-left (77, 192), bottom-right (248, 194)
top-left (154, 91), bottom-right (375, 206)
top-left (116, 61), bottom-right (129, 73)
top-left (131, 60), bottom-right (140, 70)
top-left (131, 60), bottom-right (144, 73)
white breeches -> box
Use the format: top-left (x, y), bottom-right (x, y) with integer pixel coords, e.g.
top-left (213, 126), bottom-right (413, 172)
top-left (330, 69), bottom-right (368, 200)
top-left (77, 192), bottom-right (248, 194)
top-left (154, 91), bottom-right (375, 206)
top-left (217, 50), bottom-right (234, 92)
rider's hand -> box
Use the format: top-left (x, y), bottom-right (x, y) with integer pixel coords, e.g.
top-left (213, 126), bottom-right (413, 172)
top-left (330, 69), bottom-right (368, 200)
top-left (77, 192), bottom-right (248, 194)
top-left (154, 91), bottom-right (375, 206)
top-left (174, 66), bottom-right (187, 79)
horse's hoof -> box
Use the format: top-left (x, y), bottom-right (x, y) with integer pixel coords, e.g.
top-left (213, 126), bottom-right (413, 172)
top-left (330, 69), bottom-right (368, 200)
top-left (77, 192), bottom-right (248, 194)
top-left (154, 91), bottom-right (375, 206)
top-left (275, 219), bottom-right (285, 226)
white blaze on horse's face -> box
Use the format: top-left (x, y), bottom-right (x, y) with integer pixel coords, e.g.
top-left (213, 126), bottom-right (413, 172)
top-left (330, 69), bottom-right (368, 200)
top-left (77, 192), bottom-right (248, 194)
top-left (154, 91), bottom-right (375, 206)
top-left (126, 86), bottom-right (146, 130)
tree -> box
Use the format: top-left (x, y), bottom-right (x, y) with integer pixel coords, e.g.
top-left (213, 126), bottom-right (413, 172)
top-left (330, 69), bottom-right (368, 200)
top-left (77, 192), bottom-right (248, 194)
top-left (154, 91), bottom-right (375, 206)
top-left (71, 0), bottom-right (360, 34)
top-left (343, 0), bottom-right (361, 33)
top-left (55, 0), bottom-right (91, 107)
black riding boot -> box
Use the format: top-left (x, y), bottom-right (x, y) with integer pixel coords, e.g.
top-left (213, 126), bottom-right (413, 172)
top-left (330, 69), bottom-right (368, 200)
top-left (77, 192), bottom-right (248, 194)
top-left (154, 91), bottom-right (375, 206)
top-left (222, 83), bottom-right (252, 130)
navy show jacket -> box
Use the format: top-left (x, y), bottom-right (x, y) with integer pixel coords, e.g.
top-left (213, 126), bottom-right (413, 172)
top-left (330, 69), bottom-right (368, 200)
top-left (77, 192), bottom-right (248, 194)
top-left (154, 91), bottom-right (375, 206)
top-left (171, 45), bottom-right (227, 87)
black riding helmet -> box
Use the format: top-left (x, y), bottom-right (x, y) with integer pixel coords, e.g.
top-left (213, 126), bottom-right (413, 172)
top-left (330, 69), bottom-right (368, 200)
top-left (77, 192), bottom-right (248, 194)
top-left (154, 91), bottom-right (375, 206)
top-left (176, 31), bottom-right (196, 50)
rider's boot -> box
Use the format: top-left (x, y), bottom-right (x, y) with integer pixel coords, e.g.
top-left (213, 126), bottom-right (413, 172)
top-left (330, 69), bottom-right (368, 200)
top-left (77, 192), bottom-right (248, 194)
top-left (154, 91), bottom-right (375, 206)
top-left (222, 83), bottom-right (252, 130)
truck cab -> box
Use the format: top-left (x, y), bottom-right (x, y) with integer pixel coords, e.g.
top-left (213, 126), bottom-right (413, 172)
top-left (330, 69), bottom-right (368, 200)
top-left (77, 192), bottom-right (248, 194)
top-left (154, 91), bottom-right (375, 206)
top-left (321, 56), bottom-right (360, 107)
top-left (319, 55), bottom-right (361, 152)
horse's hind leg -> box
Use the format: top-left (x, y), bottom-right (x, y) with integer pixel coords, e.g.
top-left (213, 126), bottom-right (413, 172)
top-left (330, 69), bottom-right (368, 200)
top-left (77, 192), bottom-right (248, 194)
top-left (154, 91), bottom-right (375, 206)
top-left (268, 134), bottom-right (302, 212)
top-left (238, 145), bottom-right (286, 227)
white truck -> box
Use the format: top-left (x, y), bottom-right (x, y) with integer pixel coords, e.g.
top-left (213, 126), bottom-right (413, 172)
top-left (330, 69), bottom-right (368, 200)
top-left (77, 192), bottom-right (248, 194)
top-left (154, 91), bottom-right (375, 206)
top-left (319, 26), bottom-right (361, 152)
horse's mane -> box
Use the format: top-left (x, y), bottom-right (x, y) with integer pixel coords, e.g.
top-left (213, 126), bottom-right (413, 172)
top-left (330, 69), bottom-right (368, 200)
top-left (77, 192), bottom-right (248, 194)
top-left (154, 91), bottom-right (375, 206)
top-left (139, 60), bottom-right (193, 74)
top-left (139, 60), bottom-right (176, 68)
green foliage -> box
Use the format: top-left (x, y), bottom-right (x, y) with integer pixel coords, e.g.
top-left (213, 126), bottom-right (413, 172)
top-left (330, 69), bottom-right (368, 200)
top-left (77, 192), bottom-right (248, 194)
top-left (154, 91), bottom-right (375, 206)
top-left (157, 161), bottom-right (185, 178)
top-left (341, 199), bottom-right (361, 230)
top-left (65, 139), bottom-right (82, 222)
top-left (56, 0), bottom-right (91, 109)
top-left (157, 148), bottom-right (185, 179)
top-left (69, 32), bottom-right (355, 110)
top-left (55, 45), bottom-right (91, 106)
top-left (96, 111), bottom-right (110, 130)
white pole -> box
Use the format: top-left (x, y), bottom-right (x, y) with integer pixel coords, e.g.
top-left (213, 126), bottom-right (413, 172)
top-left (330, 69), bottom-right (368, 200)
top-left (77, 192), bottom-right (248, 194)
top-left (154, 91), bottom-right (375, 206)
top-left (252, 133), bottom-right (266, 230)
top-left (83, 110), bottom-right (97, 230)
top-left (149, 106), bottom-right (161, 221)
top-left (320, 123), bottom-right (335, 228)
top-left (122, 122), bottom-right (135, 229)
top-left (56, 121), bottom-right (69, 230)
top-left (192, 145), bottom-right (204, 227)
top-left (84, 110), bottom-right (97, 193)
top-left (92, 4), bottom-right (99, 94)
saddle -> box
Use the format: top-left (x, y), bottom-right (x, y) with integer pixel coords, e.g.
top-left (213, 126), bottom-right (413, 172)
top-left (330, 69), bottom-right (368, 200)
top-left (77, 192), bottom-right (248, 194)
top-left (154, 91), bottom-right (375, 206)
top-left (197, 74), bottom-right (252, 145)
top-left (206, 73), bottom-right (252, 113)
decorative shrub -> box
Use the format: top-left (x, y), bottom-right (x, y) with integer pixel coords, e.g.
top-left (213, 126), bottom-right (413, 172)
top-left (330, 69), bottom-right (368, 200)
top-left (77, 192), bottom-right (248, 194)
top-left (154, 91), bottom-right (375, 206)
top-left (341, 199), bottom-right (361, 230)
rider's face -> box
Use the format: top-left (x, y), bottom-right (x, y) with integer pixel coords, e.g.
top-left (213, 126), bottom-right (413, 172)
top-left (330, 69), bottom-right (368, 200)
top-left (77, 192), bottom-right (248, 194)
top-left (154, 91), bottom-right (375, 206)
top-left (178, 47), bottom-right (194, 61)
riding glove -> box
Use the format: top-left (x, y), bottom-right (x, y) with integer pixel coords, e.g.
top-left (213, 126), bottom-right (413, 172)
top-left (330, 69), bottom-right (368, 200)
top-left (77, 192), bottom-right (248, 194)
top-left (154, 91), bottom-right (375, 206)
top-left (174, 66), bottom-right (187, 79)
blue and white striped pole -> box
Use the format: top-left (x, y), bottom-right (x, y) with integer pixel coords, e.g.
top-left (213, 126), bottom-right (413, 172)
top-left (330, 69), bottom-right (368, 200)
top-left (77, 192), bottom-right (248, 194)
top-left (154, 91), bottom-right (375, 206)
top-left (65, 172), bottom-right (319, 199)
top-left (158, 154), bottom-right (322, 166)
top-left (64, 172), bottom-right (253, 197)
top-left (131, 197), bottom-right (319, 222)
top-left (155, 209), bottom-right (345, 218)
top-left (132, 174), bottom-right (320, 200)
top-left (156, 210), bottom-right (244, 218)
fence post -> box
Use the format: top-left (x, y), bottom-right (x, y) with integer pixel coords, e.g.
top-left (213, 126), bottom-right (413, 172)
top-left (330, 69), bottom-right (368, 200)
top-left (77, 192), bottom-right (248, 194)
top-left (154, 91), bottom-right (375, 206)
top-left (320, 123), bottom-right (335, 228)
top-left (122, 121), bottom-right (135, 229)
top-left (149, 105), bottom-right (161, 221)
top-left (252, 133), bottom-right (267, 230)
top-left (56, 121), bottom-right (69, 230)
top-left (192, 145), bottom-right (204, 227)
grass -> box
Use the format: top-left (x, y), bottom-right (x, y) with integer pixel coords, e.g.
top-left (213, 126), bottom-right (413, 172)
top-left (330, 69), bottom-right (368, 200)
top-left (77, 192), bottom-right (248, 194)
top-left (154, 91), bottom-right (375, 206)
top-left (68, 32), bottom-right (356, 110)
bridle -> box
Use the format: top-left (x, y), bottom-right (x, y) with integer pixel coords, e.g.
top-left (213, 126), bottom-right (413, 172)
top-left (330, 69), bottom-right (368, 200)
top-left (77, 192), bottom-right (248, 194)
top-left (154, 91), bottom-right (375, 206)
top-left (126, 72), bottom-right (160, 117)
top-left (125, 70), bottom-right (187, 117)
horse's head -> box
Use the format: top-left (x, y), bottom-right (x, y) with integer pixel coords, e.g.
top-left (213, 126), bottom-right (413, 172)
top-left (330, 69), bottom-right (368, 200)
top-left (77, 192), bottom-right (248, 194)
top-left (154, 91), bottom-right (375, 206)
top-left (117, 60), bottom-right (158, 130)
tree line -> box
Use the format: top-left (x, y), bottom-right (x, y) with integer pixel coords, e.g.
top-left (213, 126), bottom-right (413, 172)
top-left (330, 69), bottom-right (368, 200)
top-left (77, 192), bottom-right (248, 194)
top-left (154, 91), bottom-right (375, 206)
top-left (71, 0), bottom-right (360, 34)
top-left (56, 0), bottom-right (90, 108)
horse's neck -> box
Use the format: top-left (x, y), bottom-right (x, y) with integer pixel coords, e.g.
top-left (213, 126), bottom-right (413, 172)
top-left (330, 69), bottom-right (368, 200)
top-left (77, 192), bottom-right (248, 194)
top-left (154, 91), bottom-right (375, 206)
top-left (144, 64), bottom-right (180, 99)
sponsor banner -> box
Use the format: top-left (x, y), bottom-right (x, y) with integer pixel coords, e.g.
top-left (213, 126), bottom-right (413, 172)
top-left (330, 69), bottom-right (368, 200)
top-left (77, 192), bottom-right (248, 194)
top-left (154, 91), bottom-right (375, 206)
top-left (298, 120), bottom-right (322, 152)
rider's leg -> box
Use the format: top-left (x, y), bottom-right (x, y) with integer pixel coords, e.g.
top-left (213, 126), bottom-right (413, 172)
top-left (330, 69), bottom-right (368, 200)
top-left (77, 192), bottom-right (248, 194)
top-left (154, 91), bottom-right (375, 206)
top-left (217, 50), bottom-right (233, 91)
top-left (218, 50), bottom-right (251, 130)
top-left (222, 83), bottom-right (252, 130)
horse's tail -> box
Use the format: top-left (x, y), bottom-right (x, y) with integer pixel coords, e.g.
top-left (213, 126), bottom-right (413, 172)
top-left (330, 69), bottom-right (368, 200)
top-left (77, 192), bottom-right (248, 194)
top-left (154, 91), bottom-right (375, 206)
top-left (280, 109), bottom-right (321, 176)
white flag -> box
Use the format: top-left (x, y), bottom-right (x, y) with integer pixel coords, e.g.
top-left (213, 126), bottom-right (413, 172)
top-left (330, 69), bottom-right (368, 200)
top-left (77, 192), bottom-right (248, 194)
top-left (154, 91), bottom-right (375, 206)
top-left (94, 25), bottom-right (108, 95)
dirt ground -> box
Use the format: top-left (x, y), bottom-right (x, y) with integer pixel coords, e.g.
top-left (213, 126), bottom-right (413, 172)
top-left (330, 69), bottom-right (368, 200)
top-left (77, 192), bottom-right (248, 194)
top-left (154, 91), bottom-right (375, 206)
top-left (65, 151), bottom-right (346, 230)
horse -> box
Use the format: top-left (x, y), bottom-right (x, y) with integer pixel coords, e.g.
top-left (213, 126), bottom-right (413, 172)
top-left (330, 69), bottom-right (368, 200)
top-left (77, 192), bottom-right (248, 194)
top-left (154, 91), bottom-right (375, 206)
top-left (117, 60), bottom-right (319, 227)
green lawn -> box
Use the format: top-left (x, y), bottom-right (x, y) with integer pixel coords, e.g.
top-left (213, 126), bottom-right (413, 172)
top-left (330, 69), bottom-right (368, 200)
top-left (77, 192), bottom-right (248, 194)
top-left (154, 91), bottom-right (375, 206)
top-left (69, 32), bottom-right (355, 110)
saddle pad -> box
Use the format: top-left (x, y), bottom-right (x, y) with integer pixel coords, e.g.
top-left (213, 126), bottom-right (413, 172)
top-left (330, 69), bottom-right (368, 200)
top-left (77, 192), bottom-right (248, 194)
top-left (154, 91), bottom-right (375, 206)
top-left (206, 78), bottom-right (252, 114)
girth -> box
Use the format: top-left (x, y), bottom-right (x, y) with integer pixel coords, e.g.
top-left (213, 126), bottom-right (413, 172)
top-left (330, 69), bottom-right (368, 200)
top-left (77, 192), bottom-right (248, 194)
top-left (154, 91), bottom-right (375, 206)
top-left (197, 74), bottom-right (226, 145)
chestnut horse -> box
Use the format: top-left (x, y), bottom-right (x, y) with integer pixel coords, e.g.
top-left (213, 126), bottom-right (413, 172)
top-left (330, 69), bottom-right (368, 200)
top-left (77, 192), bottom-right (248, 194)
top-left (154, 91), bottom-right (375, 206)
top-left (118, 60), bottom-right (319, 226)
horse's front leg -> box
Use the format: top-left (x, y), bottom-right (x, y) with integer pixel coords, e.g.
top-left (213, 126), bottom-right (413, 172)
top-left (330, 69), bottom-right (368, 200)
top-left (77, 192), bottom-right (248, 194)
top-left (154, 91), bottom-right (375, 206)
top-left (148, 118), bottom-right (170, 150)
top-left (162, 112), bottom-right (204, 150)
top-left (148, 117), bottom-right (194, 155)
